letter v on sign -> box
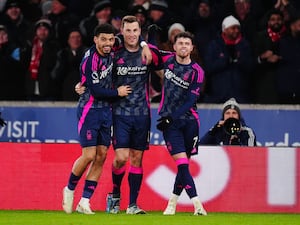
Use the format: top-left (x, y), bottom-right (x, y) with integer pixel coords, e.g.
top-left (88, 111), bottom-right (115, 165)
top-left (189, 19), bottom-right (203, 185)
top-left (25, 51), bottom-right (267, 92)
top-left (146, 146), bottom-right (230, 204)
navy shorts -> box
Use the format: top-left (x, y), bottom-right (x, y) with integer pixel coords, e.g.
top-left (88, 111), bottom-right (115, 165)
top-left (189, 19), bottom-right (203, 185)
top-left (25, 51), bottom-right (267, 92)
top-left (112, 115), bottom-right (150, 150)
top-left (163, 119), bottom-right (199, 157)
top-left (77, 107), bottom-right (112, 148)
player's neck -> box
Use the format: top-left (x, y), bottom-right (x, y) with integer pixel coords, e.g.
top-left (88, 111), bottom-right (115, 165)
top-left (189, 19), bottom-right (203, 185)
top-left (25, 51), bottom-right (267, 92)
top-left (175, 55), bottom-right (191, 65)
top-left (124, 43), bottom-right (139, 52)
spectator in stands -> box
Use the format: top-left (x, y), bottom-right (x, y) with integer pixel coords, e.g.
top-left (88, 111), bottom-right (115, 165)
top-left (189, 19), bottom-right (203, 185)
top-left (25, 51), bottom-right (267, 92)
top-left (21, 18), bottom-right (60, 100)
top-left (111, 9), bottom-right (127, 34)
top-left (203, 15), bottom-right (254, 103)
top-left (253, 9), bottom-right (286, 104)
top-left (79, 0), bottom-right (112, 47)
top-left (0, 24), bottom-right (25, 100)
top-left (276, 15), bottom-right (300, 104)
top-left (130, 5), bottom-right (149, 39)
top-left (128, 0), bottom-right (151, 11)
top-left (51, 28), bottom-right (87, 101)
top-left (200, 98), bottom-right (257, 146)
top-left (0, 0), bottom-right (32, 48)
top-left (148, 0), bottom-right (174, 45)
top-left (183, 0), bottom-right (219, 60)
top-left (47, 0), bottom-right (80, 48)
top-left (231, 0), bottom-right (258, 44)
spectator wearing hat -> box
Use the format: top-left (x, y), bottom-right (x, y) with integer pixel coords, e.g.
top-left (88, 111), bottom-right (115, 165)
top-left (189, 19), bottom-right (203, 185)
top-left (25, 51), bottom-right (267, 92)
top-left (21, 19), bottom-right (60, 100)
top-left (130, 5), bottom-right (149, 39)
top-left (200, 97), bottom-right (256, 146)
top-left (51, 28), bottom-right (88, 101)
top-left (203, 15), bottom-right (255, 103)
top-left (0, 24), bottom-right (26, 100)
top-left (148, 0), bottom-right (174, 44)
top-left (47, 0), bottom-right (80, 48)
top-left (128, 0), bottom-right (151, 11)
top-left (79, 0), bottom-right (112, 47)
top-left (0, 0), bottom-right (32, 48)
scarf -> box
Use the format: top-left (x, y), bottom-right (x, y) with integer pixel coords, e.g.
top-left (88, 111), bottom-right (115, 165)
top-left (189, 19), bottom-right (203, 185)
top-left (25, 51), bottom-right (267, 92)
top-left (222, 33), bottom-right (242, 45)
top-left (29, 36), bottom-right (43, 80)
top-left (267, 25), bottom-right (286, 42)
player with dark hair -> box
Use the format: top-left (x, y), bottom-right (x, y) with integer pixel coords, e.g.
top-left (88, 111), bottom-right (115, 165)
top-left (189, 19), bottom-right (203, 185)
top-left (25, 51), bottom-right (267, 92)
top-left (62, 23), bottom-right (132, 214)
top-left (107, 15), bottom-right (163, 214)
top-left (156, 31), bottom-right (207, 215)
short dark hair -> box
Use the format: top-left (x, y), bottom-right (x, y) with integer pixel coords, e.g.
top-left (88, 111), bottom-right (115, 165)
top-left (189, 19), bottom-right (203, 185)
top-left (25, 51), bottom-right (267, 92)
top-left (174, 31), bottom-right (194, 44)
top-left (94, 23), bottom-right (115, 37)
top-left (121, 15), bottom-right (141, 28)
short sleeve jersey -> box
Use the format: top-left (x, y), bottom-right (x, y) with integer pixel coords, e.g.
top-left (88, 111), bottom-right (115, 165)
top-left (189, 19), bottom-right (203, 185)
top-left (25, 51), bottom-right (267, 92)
top-left (113, 45), bottom-right (163, 116)
top-left (78, 45), bottom-right (114, 108)
top-left (159, 53), bottom-right (204, 119)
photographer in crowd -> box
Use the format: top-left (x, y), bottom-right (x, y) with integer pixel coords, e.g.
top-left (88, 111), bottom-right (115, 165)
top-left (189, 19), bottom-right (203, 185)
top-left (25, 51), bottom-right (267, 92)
top-left (199, 98), bottom-right (256, 146)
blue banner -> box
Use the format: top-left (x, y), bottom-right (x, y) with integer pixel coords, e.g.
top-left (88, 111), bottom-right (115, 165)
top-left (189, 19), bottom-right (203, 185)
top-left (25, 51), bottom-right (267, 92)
top-left (0, 104), bottom-right (299, 147)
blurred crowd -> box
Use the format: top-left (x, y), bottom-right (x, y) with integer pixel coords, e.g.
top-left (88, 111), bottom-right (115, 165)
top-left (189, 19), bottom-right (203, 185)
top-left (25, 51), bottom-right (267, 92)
top-left (1, 0), bottom-right (300, 104)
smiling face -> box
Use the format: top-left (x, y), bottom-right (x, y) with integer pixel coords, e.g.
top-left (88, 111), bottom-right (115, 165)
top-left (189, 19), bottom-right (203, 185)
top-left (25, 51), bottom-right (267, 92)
top-left (173, 36), bottom-right (193, 59)
top-left (121, 16), bottom-right (141, 51)
top-left (94, 33), bottom-right (115, 56)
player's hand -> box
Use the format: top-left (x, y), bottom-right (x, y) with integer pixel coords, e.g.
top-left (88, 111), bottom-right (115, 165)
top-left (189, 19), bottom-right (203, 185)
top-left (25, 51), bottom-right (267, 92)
top-left (141, 45), bottom-right (152, 65)
top-left (0, 113), bottom-right (7, 127)
top-left (75, 82), bottom-right (85, 95)
top-left (156, 116), bottom-right (173, 131)
top-left (117, 85), bottom-right (132, 97)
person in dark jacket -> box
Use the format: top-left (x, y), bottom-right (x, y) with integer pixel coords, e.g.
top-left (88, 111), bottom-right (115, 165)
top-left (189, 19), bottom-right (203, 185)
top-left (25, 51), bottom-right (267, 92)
top-left (200, 98), bottom-right (257, 146)
top-left (51, 29), bottom-right (88, 101)
top-left (0, 24), bottom-right (25, 100)
top-left (21, 18), bottom-right (60, 100)
top-left (203, 15), bottom-right (254, 103)
top-left (276, 15), bottom-right (300, 104)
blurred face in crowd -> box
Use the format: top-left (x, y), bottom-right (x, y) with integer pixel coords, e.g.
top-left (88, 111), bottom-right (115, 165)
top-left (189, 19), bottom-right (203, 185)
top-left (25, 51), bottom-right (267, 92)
top-left (290, 19), bottom-right (300, 38)
top-left (94, 33), bottom-right (115, 56)
top-left (36, 26), bottom-right (50, 42)
top-left (135, 13), bottom-right (146, 26)
top-left (6, 6), bottom-right (21, 21)
top-left (223, 25), bottom-right (241, 40)
top-left (173, 36), bottom-right (193, 60)
top-left (95, 7), bottom-right (112, 23)
top-left (149, 9), bottom-right (164, 22)
top-left (0, 29), bottom-right (9, 46)
top-left (224, 109), bottom-right (239, 120)
top-left (121, 19), bottom-right (141, 50)
top-left (198, 3), bottom-right (210, 18)
top-left (68, 31), bottom-right (82, 50)
top-left (52, 0), bottom-right (67, 15)
top-left (268, 14), bottom-right (284, 32)
top-left (234, 0), bottom-right (250, 20)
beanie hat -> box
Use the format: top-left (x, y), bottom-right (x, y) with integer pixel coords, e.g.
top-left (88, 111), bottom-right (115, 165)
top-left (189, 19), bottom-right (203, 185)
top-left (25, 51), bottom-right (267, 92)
top-left (4, 0), bottom-right (20, 11)
top-left (222, 98), bottom-right (241, 118)
top-left (94, 0), bottom-right (111, 14)
top-left (150, 0), bottom-right (168, 12)
top-left (56, 0), bottom-right (69, 7)
top-left (168, 23), bottom-right (185, 39)
top-left (35, 19), bottom-right (52, 30)
top-left (0, 24), bottom-right (7, 32)
top-left (222, 15), bottom-right (240, 32)
top-left (131, 5), bottom-right (147, 18)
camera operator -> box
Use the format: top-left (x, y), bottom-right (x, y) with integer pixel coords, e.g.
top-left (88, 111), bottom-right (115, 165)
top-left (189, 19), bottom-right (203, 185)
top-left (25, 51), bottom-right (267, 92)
top-left (199, 98), bottom-right (256, 146)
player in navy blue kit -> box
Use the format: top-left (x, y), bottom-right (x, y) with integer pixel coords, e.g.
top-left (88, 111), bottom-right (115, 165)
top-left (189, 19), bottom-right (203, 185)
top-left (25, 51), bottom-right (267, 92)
top-left (62, 23), bottom-right (132, 215)
top-left (107, 15), bottom-right (163, 214)
top-left (156, 32), bottom-right (207, 216)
